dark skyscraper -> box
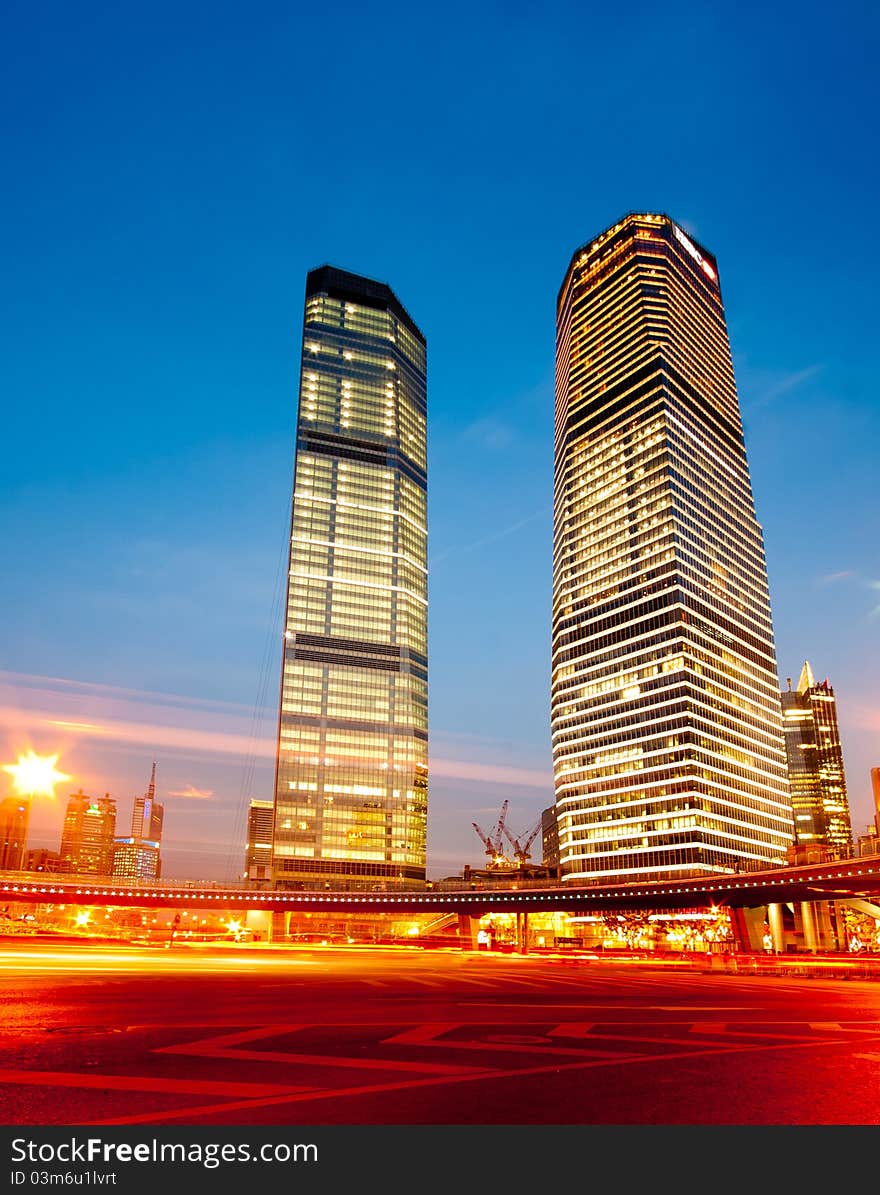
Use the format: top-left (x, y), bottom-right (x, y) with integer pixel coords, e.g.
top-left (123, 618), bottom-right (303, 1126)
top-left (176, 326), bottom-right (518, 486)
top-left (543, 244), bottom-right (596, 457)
top-left (781, 661), bottom-right (852, 857)
top-left (245, 799), bottom-right (274, 882)
top-left (271, 267), bottom-right (428, 889)
top-left (552, 212), bottom-right (794, 883)
top-left (0, 796), bottom-right (29, 870)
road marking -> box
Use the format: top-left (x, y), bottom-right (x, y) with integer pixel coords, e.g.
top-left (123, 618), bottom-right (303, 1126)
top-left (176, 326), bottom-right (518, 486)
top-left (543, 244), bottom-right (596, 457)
top-left (382, 1024), bottom-right (634, 1059)
top-left (92, 1032), bottom-right (838, 1127)
top-left (0, 1069), bottom-right (314, 1098)
top-left (690, 1023), bottom-right (727, 1035)
top-left (160, 1025), bottom-right (305, 1049)
top-left (547, 1023), bottom-right (595, 1038)
top-left (496, 978), bottom-right (550, 990)
top-left (154, 1023), bottom-right (487, 1076)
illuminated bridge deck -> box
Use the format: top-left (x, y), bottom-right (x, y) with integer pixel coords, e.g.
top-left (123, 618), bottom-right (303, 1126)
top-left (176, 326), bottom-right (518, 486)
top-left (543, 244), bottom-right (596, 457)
top-left (4, 858), bottom-right (880, 912)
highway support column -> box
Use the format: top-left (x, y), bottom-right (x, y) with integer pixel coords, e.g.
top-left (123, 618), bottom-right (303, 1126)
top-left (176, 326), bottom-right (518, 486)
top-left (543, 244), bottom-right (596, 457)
top-left (270, 910), bottom-right (291, 943)
top-left (731, 906), bottom-right (765, 951)
top-left (516, 911), bottom-right (529, 954)
top-left (245, 909), bottom-right (274, 942)
top-left (797, 902), bottom-right (819, 952)
top-left (767, 903), bottom-right (786, 954)
top-left (458, 913), bottom-right (480, 951)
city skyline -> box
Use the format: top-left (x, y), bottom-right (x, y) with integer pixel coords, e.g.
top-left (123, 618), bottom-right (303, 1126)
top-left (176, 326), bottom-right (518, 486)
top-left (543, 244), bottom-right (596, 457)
top-left (1, 2), bottom-right (877, 883)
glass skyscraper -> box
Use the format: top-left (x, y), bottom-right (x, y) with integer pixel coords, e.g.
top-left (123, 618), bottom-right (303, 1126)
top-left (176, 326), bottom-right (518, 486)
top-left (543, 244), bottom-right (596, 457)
top-left (552, 212), bottom-right (794, 883)
top-left (781, 661), bottom-right (852, 857)
top-left (272, 266), bottom-right (428, 889)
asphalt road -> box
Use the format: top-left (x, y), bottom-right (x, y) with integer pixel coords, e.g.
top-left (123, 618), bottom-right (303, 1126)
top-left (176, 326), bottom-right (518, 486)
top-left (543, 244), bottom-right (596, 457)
top-left (3, 940), bottom-right (880, 1125)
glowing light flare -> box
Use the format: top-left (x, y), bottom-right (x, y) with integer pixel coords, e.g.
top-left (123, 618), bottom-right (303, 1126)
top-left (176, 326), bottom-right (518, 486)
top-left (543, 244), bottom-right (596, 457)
top-left (2, 751), bottom-right (70, 799)
top-left (73, 910), bottom-right (91, 928)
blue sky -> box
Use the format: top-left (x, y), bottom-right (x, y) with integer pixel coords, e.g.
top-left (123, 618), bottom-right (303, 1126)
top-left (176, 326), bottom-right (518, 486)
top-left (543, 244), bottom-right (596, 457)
top-left (1, 0), bottom-right (877, 879)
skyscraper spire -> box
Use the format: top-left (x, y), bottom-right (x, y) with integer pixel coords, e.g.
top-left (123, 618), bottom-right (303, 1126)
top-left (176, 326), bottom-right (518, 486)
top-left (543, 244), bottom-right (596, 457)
top-left (797, 660), bottom-right (816, 693)
top-left (147, 761), bottom-right (157, 801)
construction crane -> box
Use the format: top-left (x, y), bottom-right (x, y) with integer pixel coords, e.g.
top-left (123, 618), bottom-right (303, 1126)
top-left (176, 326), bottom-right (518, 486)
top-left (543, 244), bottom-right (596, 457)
top-left (502, 817), bottom-right (543, 866)
top-left (471, 799), bottom-right (514, 868)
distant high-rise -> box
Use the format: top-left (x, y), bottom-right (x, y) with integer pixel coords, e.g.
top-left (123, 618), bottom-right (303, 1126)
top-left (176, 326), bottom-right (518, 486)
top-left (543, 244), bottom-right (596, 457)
top-left (541, 804), bottom-right (560, 869)
top-left (552, 212), bottom-right (794, 882)
top-left (60, 791), bottom-right (117, 876)
top-left (781, 662), bottom-right (852, 856)
top-left (272, 266), bottom-right (428, 889)
top-left (113, 764), bottom-right (163, 881)
top-left (0, 796), bottom-right (30, 870)
top-left (245, 799), bottom-right (274, 882)
top-left (111, 839), bottom-right (160, 881)
top-left (131, 762), bottom-right (164, 843)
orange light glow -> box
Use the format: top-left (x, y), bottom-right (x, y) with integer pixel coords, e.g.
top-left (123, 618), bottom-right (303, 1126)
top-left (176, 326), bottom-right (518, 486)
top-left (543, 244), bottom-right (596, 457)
top-left (2, 750), bottom-right (70, 799)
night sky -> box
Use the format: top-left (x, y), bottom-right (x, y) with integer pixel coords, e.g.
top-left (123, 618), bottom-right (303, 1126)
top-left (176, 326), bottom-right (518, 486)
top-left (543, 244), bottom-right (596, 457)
top-left (1, 1), bottom-right (877, 879)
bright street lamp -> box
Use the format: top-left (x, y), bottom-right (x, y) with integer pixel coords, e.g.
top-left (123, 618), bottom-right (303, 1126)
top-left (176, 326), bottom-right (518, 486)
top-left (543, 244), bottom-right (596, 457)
top-left (2, 750), bottom-right (71, 869)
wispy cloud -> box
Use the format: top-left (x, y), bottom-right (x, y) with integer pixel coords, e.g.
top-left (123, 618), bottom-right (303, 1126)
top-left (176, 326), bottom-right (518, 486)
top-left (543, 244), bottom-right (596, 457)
top-left (166, 785), bottom-right (215, 800)
top-left (811, 571), bottom-right (880, 617)
top-left (869, 580), bottom-right (880, 619)
top-left (817, 570), bottom-right (856, 584)
top-left (742, 364), bottom-right (823, 412)
top-left (430, 756), bottom-right (551, 789)
top-left (0, 671), bottom-right (551, 790)
top-left (431, 506), bottom-right (550, 567)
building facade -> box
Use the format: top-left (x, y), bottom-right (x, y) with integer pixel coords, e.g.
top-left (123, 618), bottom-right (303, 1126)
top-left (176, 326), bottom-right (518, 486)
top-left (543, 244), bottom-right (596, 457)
top-left (131, 762), bottom-right (164, 843)
top-left (59, 791), bottom-right (117, 876)
top-left (541, 804), bottom-right (560, 868)
top-left (0, 796), bottom-right (30, 870)
top-left (781, 661), bottom-right (852, 857)
top-left (552, 212), bottom-right (794, 883)
top-left (271, 266), bottom-right (428, 889)
top-left (24, 848), bottom-right (62, 873)
top-left (245, 798), bottom-right (274, 882)
top-left (113, 764), bottom-right (164, 881)
top-left (111, 839), bottom-right (161, 881)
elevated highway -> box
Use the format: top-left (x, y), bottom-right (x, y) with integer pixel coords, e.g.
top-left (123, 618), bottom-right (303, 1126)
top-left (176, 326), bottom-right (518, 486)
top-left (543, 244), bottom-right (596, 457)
top-left (4, 856), bottom-right (880, 915)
